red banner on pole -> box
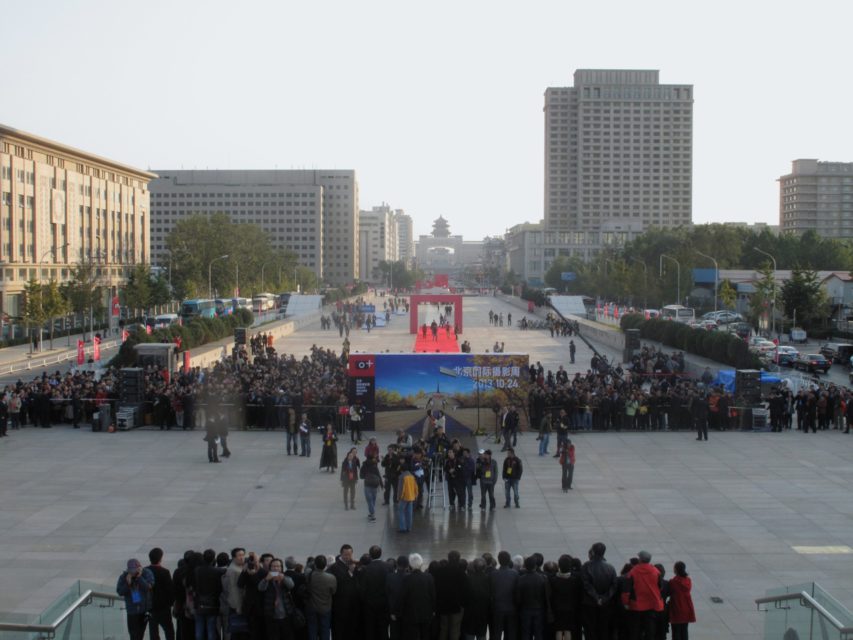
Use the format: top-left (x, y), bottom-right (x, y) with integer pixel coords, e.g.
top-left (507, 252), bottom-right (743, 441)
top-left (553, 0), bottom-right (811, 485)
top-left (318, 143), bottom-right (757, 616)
top-left (183, 351), bottom-right (190, 373)
top-left (93, 336), bottom-right (101, 361)
top-left (111, 296), bottom-right (120, 318)
top-left (76, 340), bottom-right (85, 365)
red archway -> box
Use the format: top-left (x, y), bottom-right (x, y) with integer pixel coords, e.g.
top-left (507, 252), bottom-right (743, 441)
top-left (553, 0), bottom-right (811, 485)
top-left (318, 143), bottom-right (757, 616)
top-left (409, 294), bottom-right (463, 334)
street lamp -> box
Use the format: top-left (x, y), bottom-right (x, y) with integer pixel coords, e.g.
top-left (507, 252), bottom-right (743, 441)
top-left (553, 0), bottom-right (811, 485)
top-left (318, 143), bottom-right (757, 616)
top-left (694, 250), bottom-right (718, 314)
top-left (659, 254), bottom-right (681, 305)
top-left (260, 261), bottom-right (269, 293)
top-left (208, 254), bottom-right (229, 299)
top-left (629, 257), bottom-right (648, 310)
top-left (754, 247), bottom-right (777, 337)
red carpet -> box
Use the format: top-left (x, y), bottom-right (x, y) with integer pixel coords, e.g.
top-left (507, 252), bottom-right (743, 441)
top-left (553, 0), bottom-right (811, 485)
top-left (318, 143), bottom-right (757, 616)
top-left (413, 327), bottom-right (460, 353)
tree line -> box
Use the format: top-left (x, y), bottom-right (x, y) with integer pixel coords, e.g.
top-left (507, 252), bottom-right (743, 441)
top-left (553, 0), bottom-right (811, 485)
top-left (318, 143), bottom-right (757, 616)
top-left (541, 225), bottom-right (846, 330)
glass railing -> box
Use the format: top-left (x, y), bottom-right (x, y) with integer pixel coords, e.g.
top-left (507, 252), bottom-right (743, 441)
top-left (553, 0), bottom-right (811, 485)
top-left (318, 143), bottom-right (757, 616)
top-left (0, 581), bottom-right (124, 640)
top-left (757, 582), bottom-right (853, 640)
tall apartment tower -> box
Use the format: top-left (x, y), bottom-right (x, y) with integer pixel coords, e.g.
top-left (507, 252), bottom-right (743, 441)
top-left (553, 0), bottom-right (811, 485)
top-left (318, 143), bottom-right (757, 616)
top-left (149, 170), bottom-right (359, 285)
top-left (780, 159), bottom-right (853, 237)
top-left (544, 70), bottom-right (693, 256)
top-left (394, 210), bottom-right (414, 265)
top-left (358, 204), bottom-right (398, 282)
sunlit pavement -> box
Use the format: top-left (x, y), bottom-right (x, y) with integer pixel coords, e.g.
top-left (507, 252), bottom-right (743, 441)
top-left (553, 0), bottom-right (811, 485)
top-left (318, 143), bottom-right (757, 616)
top-left (1, 296), bottom-right (851, 639)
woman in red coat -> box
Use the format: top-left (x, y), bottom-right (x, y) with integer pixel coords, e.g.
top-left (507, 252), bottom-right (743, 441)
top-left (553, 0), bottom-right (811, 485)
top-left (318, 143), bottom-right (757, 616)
top-left (669, 561), bottom-right (696, 640)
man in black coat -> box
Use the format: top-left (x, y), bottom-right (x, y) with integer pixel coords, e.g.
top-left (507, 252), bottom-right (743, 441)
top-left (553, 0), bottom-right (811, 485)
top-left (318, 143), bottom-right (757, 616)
top-left (515, 556), bottom-right (550, 639)
top-left (489, 551), bottom-right (519, 639)
top-left (387, 555), bottom-right (409, 640)
top-left (328, 544), bottom-right (360, 640)
top-left (145, 547), bottom-right (175, 640)
top-left (434, 550), bottom-right (466, 640)
top-left (237, 553), bottom-right (272, 640)
top-left (359, 546), bottom-right (390, 640)
top-left (399, 554), bottom-right (435, 640)
top-left (580, 542), bottom-right (618, 640)
top-left (193, 549), bottom-right (224, 640)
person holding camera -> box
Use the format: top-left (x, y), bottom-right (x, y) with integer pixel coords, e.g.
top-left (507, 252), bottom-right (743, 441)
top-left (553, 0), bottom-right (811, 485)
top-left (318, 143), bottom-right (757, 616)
top-left (348, 402), bottom-right (363, 444)
top-left (258, 558), bottom-right (295, 640)
top-left (116, 558), bottom-right (154, 640)
top-left (381, 444), bottom-right (401, 505)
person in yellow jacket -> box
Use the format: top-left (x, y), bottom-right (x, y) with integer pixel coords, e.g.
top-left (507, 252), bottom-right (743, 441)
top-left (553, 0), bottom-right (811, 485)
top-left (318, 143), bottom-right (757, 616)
top-left (397, 464), bottom-right (419, 533)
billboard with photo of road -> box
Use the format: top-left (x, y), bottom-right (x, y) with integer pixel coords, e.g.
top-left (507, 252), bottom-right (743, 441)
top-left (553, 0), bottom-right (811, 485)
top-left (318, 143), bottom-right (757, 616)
top-left (349, 353), bottom-right (529, 435)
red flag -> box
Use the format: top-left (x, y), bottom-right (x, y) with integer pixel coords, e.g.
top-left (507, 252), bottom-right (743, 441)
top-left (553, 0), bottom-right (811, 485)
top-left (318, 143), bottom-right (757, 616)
top-left (183, 351), bottom-right (191, 373)
top-left (111, 296), bottom-right (120, 318)
top-left (76, 340), bottom-right (85, 365)
top-left (93, 336), bottom-right (101, 361)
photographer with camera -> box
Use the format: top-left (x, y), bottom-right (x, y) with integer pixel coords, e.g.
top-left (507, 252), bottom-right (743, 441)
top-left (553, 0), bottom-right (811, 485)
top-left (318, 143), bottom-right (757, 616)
top-left (116, 558), bottom-right (154, 640)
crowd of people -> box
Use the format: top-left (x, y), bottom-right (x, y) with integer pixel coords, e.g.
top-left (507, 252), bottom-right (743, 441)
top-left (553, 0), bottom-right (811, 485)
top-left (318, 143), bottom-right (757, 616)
top-left (116, 541), bottom-right (695, 640)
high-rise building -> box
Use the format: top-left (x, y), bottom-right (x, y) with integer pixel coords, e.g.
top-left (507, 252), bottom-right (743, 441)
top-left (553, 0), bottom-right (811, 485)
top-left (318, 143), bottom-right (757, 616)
top-left (394, 210), bottom-right (414, 266)
top-left (780, 159), bottom-right (853, 237)
top-left (545, 69), bottom-right (693, 257)
top-left (358, 204), bottom-right (398, 282)
top-left (149, 170), bottom-right (359, 285)
top-left (0, 124), bottom-right (155, 318)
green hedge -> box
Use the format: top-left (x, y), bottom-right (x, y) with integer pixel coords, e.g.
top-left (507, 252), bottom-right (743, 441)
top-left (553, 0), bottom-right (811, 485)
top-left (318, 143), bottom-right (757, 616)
top-left (109, 308), bottom-right (254, 367)
top-left (620, 314), bottom-right (761, 369)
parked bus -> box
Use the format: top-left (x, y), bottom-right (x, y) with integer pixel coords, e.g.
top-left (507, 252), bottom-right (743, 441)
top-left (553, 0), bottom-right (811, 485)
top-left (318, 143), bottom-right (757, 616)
top-left (214, 299), bottom-right (234, 316)
top-left (252, 293), bottom-right (277, 312)
top-left (661, 304), bottom-right (695, 323)
top-left (181, 299), bottom-right (216, 322)
top-left (232, 297), bottom-right (252, 310)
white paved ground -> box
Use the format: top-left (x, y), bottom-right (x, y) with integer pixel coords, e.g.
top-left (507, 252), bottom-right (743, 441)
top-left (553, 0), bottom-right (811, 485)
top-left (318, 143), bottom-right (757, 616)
top-left (0, 295), bottom-right (852, 640)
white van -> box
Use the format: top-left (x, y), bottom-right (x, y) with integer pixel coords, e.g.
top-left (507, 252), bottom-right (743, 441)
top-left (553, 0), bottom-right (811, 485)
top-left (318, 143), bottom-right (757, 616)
top-left (153, 313), bottom-right (180, 328)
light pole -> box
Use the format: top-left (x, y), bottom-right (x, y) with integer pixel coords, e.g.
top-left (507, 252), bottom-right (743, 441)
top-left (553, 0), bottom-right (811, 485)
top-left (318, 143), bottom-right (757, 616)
top-left (694, 250), bottom-right (718, 314)
top-left (754, 247), bottom-right (777, 336)
top-left (629, 257), bottom-right (648, 310)
top-left (660, 254), bottom-right (681, 305)
top-left (260, 261), bottom-right (269, 293)
top-left (234, 260), bottom-right (239, 297)
top-left (208, 254), bottom-right (229, 299)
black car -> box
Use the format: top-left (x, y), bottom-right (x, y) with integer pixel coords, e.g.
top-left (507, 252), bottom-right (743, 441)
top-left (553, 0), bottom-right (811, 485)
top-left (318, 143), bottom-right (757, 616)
top-left (794, 353), bottom-right (831, 374)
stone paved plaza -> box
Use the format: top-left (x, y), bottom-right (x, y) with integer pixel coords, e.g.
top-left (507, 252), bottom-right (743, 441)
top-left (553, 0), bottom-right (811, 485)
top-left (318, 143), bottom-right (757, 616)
top-left (1, 295), bottom-right (852, 639)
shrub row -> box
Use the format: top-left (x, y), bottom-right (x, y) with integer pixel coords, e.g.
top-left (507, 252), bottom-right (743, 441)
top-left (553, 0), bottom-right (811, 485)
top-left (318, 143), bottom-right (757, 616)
top-left (620, 314), bottom-right (762, 370)
top-left (110, 308), bottom-right (254, 367)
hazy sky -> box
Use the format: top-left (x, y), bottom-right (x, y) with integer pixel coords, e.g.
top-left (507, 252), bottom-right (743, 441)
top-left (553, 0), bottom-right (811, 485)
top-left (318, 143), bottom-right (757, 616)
top-left (3, 0), bottom-right (851, 239)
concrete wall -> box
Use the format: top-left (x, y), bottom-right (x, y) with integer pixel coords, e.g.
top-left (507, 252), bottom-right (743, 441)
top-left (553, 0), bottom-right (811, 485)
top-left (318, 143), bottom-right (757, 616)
top-left (571, 315), bottom-right (626, 352)
top-left (185, 308), bottom-right (328, 369)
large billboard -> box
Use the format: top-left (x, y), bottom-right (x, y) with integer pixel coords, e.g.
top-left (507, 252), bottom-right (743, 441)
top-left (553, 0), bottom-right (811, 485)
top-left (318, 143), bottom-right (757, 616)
top-left (348, 353), bottom-right (529, 434)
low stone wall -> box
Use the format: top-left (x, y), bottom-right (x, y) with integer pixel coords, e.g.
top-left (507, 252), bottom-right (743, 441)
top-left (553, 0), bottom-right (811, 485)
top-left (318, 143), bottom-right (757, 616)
top-left (185, 308), bottom-right (327, 369)
top-left (569, 315), bottom-right (626, 352)
top-left (495, 294), bottom-right (548, 318)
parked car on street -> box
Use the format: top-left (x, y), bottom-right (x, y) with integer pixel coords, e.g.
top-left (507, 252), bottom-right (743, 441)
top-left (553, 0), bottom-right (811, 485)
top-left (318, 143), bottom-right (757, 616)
top-left (771, 345), bottom-right (799, 367)
top-left (793, 353), bottom-right (831, 374)
top-left (713, 310), bottom-right (744, 325)
top-left (749, 336), bottom-right (776, 353)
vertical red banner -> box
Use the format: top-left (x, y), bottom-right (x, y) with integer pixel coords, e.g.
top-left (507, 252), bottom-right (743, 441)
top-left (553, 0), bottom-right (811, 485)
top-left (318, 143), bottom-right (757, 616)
top-left (111, 296), bottom-right (120, 318)
top-left (183, 351), bottom-right (190, 373)
top-left (76, 340), bottom-right (85, 365)
top-left (93, 336), bottom-right (101, 361)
